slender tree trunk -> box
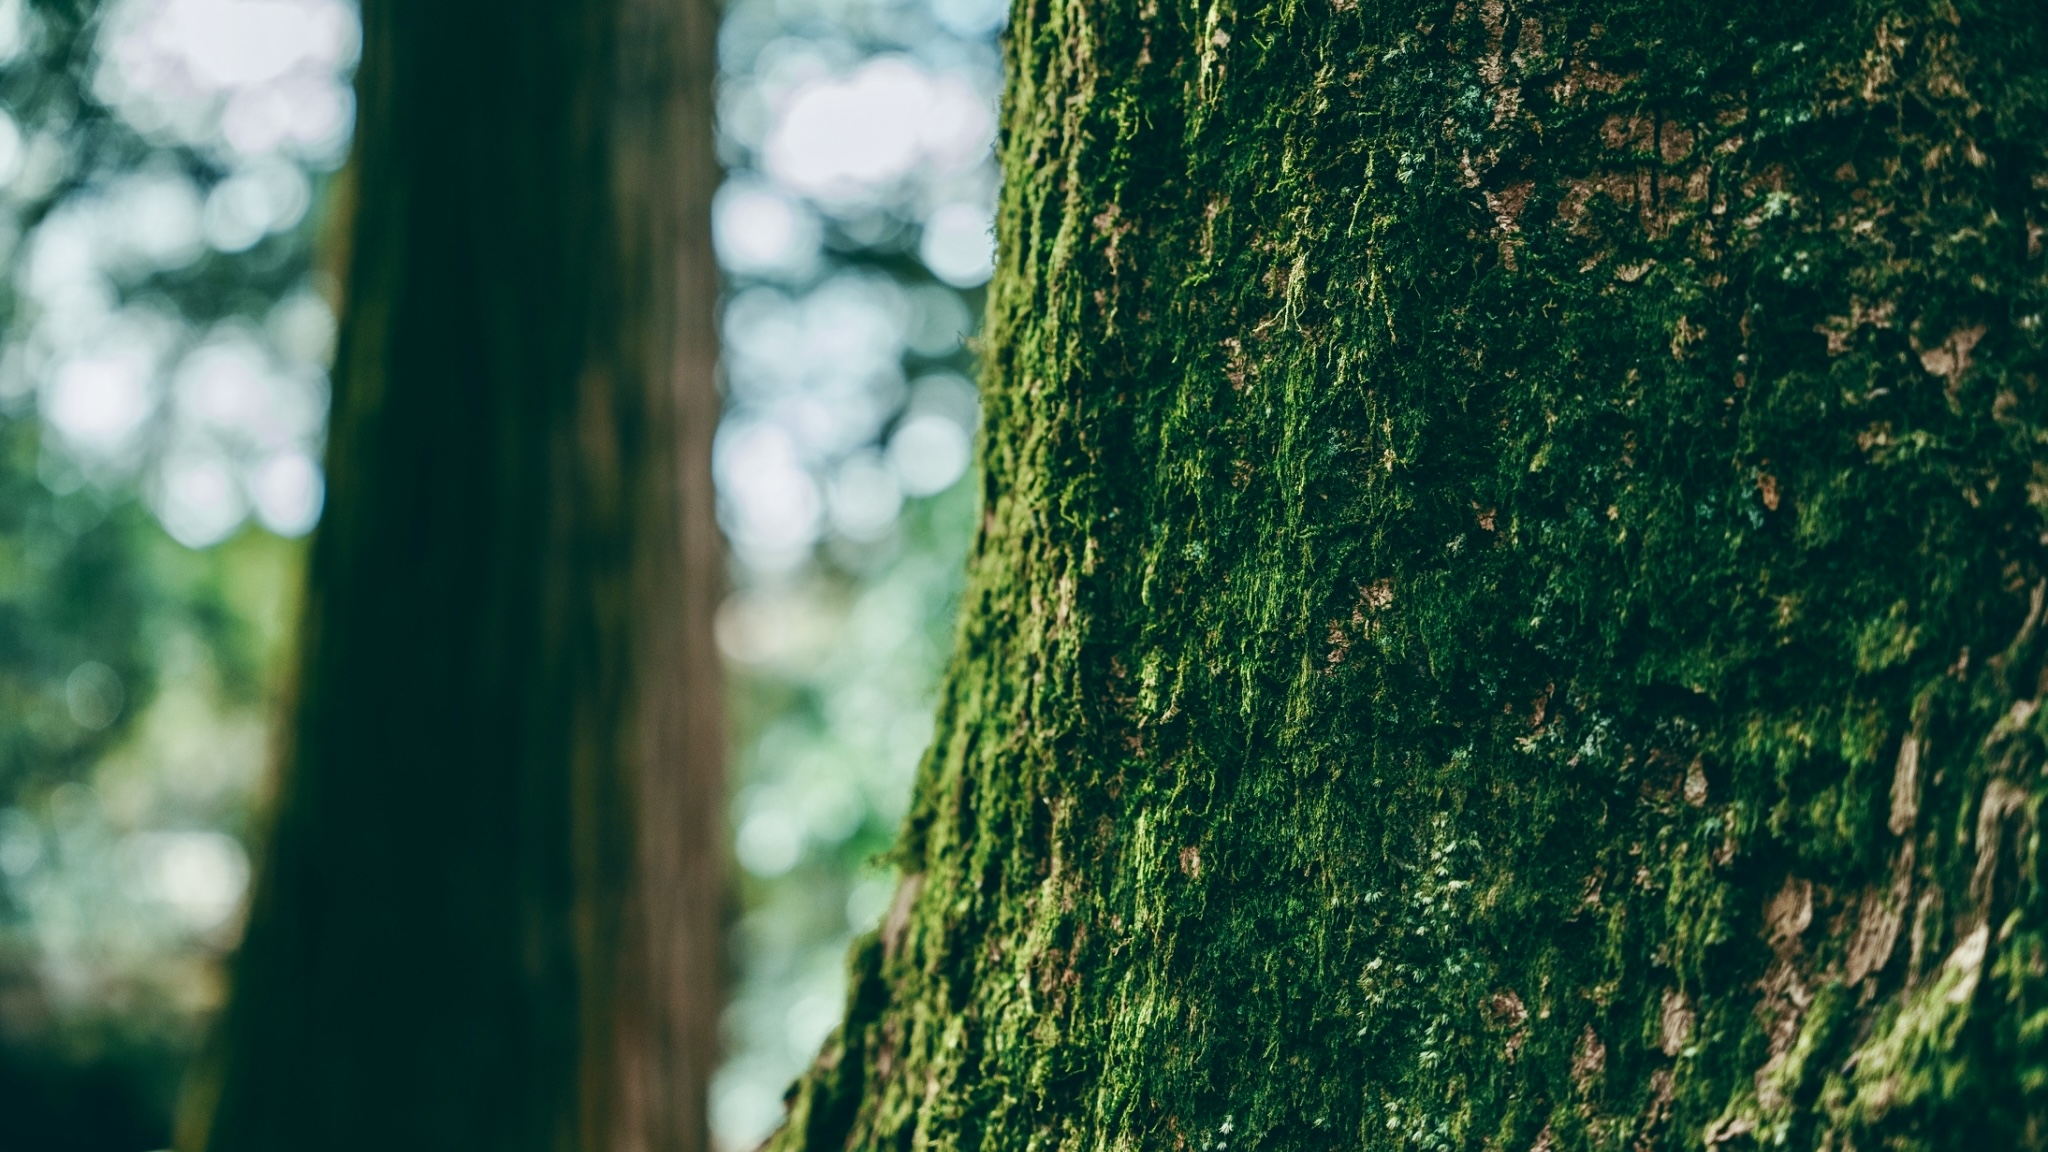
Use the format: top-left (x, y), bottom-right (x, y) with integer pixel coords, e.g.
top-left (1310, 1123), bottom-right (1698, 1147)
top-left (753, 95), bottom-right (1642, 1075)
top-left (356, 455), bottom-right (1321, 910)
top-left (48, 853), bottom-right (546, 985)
top-left (185, 0), bottom-right (724, 1146)
top-left (776, 2), bottom-right (2048, 1149)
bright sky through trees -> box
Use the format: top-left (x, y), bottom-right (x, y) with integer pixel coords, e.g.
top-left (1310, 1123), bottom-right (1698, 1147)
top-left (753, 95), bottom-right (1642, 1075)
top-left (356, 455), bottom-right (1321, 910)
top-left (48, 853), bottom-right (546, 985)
top-left (707, 0), bottom-right (1002, 1142)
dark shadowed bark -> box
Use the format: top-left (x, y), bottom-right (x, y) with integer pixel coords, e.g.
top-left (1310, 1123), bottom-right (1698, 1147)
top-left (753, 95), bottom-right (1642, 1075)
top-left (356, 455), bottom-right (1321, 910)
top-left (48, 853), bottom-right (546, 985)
top-left (187, 0), bottom-right (724, 1147)
top-left (775, 2), bottom-right (2048, 1150)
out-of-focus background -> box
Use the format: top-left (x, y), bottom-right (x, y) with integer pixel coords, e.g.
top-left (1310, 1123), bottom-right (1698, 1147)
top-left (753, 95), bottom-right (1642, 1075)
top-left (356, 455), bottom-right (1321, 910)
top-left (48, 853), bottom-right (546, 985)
top-left (0, 0), bottom-right (998, 1146)
top-left (707, 0), bottom-right (998, 1144)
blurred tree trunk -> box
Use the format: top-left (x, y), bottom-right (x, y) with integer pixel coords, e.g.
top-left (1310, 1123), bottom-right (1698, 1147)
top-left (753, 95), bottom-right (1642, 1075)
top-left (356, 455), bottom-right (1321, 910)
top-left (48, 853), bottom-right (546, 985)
top-left (187, 0), bottom-right (724, 1147)
top-left (774, 2), bottom-right (2048, 1149)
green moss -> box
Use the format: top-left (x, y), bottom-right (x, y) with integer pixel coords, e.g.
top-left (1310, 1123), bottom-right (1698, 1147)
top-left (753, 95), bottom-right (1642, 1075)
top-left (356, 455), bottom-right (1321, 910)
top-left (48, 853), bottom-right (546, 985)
top-left (775, 0), bottom-right (2048, 1149)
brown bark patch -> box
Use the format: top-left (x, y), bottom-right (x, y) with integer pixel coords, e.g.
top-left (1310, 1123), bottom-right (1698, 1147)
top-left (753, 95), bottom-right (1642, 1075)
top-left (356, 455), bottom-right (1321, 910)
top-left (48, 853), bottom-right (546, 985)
top-left (1844, 853), bottom-right (1910, 986)
top-left (1889, 729), bottom-right (1922, 836)
top-left (1915, 324), bottom-right (1986, 393)
top-left (1968, 778), bottom-right (2029, 914)
top-left (1571, 1025), bottom-right (1606, 1094)
top-left (882, 873), bottom-right (925, 961)
top-left (1682, 758), bottom-right (1709, 807)
top-left (1658, 989), bottom-right (1694, 1056)
top-left (1766, 876), bottom-right (1814, 946)
top-left (1658, 123), bottom-right (1696, 164)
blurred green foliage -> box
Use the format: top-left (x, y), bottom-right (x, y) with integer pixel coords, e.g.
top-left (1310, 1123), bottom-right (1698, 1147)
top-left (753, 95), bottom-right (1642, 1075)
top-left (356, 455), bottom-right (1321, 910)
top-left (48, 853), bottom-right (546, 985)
top-left (0, 408), bottom-right (299, 1148)
top-left (0, 0), bottom-right (338, 1144)
top-left (706, 0), bottom-right (1001, 1132)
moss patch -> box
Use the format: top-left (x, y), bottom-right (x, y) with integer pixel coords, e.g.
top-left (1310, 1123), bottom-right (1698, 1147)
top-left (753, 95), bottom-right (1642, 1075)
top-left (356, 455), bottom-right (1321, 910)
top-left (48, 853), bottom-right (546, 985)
top-left (775, 1), bottom-right (2048, 1149)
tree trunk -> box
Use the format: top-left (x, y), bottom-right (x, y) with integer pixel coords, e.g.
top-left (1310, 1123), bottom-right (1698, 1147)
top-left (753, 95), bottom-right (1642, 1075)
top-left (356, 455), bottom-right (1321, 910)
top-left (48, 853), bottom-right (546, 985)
top-left (186, 0), bottom-right (724, 1147)
top-left (774, 2), bottom-right (2048, 1149)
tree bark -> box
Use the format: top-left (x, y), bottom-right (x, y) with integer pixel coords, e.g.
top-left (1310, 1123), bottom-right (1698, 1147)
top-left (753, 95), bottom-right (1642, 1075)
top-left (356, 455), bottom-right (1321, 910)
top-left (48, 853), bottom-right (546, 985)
top-left (186, 0), bottom-right (724, 1147)
top-left (774, 2), bottom-right (2048, 1149)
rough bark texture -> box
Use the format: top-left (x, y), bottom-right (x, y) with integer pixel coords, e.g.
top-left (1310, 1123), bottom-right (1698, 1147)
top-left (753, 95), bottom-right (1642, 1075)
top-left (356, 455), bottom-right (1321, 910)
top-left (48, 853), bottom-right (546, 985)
top-left (187, 0), bottom-right (724, 1147)
top-left (774, 1), bottom-right (2048, 1149)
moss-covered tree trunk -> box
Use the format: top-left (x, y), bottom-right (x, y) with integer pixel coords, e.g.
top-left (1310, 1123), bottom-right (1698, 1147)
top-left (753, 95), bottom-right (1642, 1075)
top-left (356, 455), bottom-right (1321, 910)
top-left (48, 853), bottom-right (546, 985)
top-left (776, 2), bottom-right (2048, 1148)
top-left (186, 0), bottom-right (724, 1147)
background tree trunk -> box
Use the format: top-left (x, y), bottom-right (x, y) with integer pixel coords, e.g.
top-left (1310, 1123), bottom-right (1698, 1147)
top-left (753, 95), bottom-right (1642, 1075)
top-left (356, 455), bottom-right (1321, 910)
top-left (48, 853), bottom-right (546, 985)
top-left (187, 0), bottom-right (724, 1146)
top-left (775, 1), bottom-right (2048, 1148)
